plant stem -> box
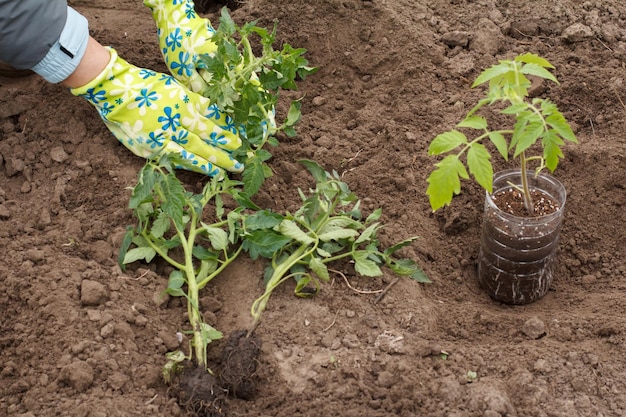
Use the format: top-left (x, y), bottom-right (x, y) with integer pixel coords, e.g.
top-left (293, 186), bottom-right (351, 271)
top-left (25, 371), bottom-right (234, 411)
top-left (140, 230), bottom-right (185, 271)
top-left (519, 152), bottom-right (534, 213)
top-left (197, 245), bottom-right (243, 289)
top-left (249, 243), bottom-right (317, 330)
top-left (176, 211), bottom-right (207, 367)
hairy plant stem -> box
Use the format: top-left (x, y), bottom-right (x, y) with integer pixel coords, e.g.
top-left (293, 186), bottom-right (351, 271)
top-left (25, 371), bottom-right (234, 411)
top-left (519, 151), bottom-right (534, 213)
top-left (176, 211), bottom-right (207, 367)
top-left (249, 243), bottom-right (317, 333)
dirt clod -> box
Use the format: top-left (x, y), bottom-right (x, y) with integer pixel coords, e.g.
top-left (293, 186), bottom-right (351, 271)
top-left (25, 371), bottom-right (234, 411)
top-left (219, 330), bottom-right (262, 400)
top-left (174, 363), bottom-right (227, 417)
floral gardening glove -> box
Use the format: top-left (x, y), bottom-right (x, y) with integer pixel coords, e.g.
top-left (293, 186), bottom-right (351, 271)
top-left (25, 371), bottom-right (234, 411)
top-left (70, 47), bottom-right (243, 177)
top-left (143, 0), bottom-right (216, 94)
top-left (143, 0), bottom-right (276, 141)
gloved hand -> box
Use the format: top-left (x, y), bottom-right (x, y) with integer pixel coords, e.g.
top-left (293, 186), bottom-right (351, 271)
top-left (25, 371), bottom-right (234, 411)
top-left (143, 0), bottom-right (216, 94)
top-left (143, 0), bottom-right (276, 142)
top-left (70, 47), bottom-right (243, 177)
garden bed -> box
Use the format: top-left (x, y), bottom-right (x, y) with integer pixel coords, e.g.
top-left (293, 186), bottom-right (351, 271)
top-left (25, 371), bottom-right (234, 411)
top-left (1, 0), bottom-right (625, 416)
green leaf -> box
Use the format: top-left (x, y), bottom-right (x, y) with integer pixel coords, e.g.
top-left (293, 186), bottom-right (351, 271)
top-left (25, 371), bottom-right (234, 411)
top-left (245, 210), bottom-right (284, 230)
top-left (160, 173), bottom-right (187, 230)
top-left (201, 225), bottom-right (229, 251)
top-left (200, 322), bottom-right (223, 342)
top-left (318, 228), bottom-right (360, 242)
top-left (457, 115), bottom-right (487, 130)
top-left (279, 220), bottom-right (315, 245)
top-left (129, 164), bottom-right (157, 209)
top-left (294, 274), bottom-right (318, 298)
top-left (196, 260), bottom-right (216, 288)
top-left (383, 236), bottom-right (418, 256)
top-left (365, 208), bottom-right (382, 223)
top-left (388, 258), bottom-right (423, 276)
top-left (513, 121), bottom-right (544, 157)
top-left (299, 159), bottom-right (328, 183)
top-left (355, 222), bottom-right (381, 245)
top-left (353, 250), bottom-right (383, 277)
top-left (309, 257), bottom-right (330, 281)
top-left (520, 63), bottom-right (558, 83)
top-left (542, 130), bottom-right (565, 171)
top-left (218, 6), bottom-right (237, 35)
top-left (150, 211), bottom-right (170, 239)
top-left (283, 126), bottom-right (297, 137)
top-left (316, 247), bottom-right (332, 258)
top-left (500, 103), bottom-right (529, 115)
top-left (488, 132), bottom-right (509, 160)
top-left (467, 143), bottom-right (493, 193)
top-left (242, 229), bottom-right (292, 260)
top-left (286, 100), bottom-right (302, 126)
top-left (546, 112), bottom-right (577, 143)
top-left (241, 157), bottom-right (266, 198)
top-left (123, 246), bottom-right (156, 264)
top-left (118, 228), bottom-right (134, 270)
top-left (514, 52), bottom-right (554, 68)
top-left (471, 63), bottom-right (513, 88)
top-left (428, 130), bottom-right (467, 155)
top-left (192, 245), bottom-right (219, 261)
top-left (317, 217), bottom-right (360, 240)
top-left (232, 190), bottom-right (261, 211)
top-left (168, 270), bottom-right (186, 290)
top-left (426, 155), bottom-right (469, 211)
top-left (409, 265), bottom-right (432, 283)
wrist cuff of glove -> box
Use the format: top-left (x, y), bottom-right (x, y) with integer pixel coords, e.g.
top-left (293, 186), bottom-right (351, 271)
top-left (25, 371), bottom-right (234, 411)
top-left (69, 47), bottom-right (119, 98)
top-left (31, 7), bottom-right (90, 84)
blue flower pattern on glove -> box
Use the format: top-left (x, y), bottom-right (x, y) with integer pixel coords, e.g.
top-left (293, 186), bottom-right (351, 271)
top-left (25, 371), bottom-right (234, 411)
top-left (159, 107), bottom-right (182, 131)
top-left (171, 52), bottom-right (193, 77)
top-left (201, 162), bottom-right (221, 177)
top-left (159, 73), bottom-right (175, 85)
top-left (223, 115), bottom-right (237, 134)
top-left (82, 87), bottom-right (107, 105)
top-left (100, 102), bottom-right (115, 118)
top-left (147, 131), bottom-right (165, 149)
top-left (172, 130), bottom-right (189, 145)
top-left (207, 131), bottom-right (228, 147)
top-left (206, 104), bottom-right (222, 121)
top-left (136, 88), bottom-right (159, 109)
top-left (166, 28), bottom-right (183, 51)
top-left (139, 69), bottom-right (156, 79)
top-left (184, 3), bottom-right (196, 19)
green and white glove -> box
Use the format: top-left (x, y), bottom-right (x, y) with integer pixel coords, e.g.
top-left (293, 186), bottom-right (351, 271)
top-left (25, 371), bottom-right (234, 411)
top-left (143, 0), bottom-right (216, 94)
top-left (70, 47), bottom-right (243, 177)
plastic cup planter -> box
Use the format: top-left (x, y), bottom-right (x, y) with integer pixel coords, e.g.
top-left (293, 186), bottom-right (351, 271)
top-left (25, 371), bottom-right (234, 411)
top-left (478, 169), bottom-right (567, 305)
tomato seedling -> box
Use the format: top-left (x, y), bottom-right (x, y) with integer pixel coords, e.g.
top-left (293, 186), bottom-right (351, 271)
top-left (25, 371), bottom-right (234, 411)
top-left (426, 53), bottom-right (577, 212)
top-left (241, 160), bottom-right (429, 330)
top-left (200, 8), bottom-right (318, 197)
top-left (119, 158), bottom-right (246, 379)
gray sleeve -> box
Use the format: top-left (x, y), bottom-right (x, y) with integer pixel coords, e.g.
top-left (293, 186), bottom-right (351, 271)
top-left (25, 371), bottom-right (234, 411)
top-left (0, 0), bottom-right (68, 69)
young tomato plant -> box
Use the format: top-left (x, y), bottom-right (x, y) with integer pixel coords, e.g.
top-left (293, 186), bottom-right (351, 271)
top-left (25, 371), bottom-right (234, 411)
top-left (119, 158), bottom-right (245, 380)
top-left (241, 160), bottom-right (429, 330)
top-left (200, 8), bottom-right (318, 197)
top-left (426, 53), bottom-right (577, 212)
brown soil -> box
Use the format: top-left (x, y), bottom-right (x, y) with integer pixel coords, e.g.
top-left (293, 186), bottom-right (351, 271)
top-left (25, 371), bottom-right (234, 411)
top-left (219, 330), bottom-right (261, 401)
top-left (491, 188), bottom-right (560, 217)
top-left (1, 0), bottom-right (626, 416)
top-left (174, 363), bottom-right (227, 417)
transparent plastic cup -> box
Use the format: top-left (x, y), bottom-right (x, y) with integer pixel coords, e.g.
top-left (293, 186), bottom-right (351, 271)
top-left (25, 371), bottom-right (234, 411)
top-left (478, 170), bottom-right (567, 304)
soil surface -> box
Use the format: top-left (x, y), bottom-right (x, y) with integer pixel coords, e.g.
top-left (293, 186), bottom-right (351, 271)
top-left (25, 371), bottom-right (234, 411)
top-left (1, 0), bottom-right (626, 416)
